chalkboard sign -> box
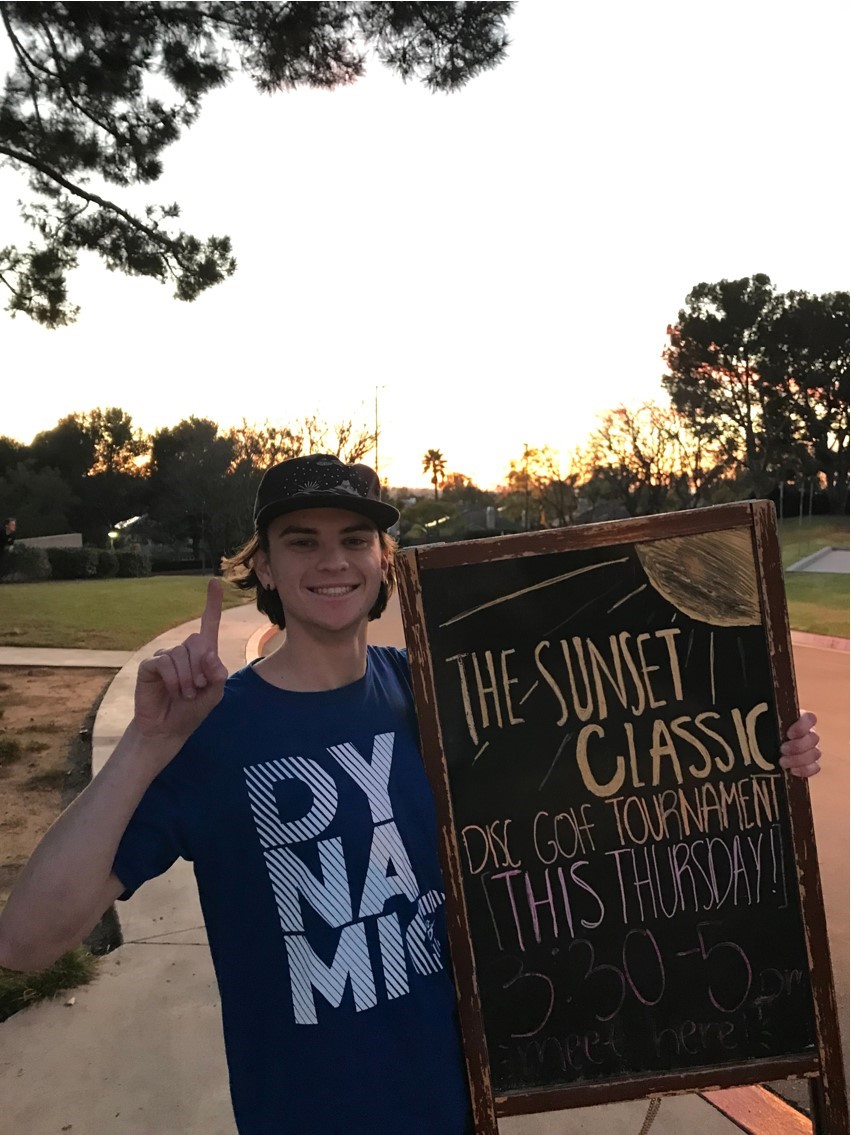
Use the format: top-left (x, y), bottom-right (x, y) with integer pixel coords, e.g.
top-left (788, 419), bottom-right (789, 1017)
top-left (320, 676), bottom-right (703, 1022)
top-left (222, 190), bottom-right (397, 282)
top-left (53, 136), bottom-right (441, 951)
top-left (396, 502), bottom-right (847, 1134)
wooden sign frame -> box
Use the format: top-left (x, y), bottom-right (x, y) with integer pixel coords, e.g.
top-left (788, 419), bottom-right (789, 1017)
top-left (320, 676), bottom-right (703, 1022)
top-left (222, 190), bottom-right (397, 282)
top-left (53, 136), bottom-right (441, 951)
top-left (396, 501), bottom-right (847, 1134)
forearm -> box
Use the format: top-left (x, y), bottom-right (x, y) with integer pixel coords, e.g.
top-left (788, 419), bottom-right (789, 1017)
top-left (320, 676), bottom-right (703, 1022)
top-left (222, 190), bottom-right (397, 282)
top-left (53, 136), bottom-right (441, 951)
top-left (0, 722), bottom-right (182, 971)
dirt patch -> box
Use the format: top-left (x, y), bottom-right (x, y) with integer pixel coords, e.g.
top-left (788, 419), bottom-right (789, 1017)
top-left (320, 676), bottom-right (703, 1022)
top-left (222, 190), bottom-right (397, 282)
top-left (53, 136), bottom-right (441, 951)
top-left (0, 666), bottom-right (122, 951)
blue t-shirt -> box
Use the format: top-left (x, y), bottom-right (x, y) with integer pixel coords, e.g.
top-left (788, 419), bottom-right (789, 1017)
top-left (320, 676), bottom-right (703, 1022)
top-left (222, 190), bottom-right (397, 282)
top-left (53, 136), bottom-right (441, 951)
top-left (114, 647), bottom-right (470, 1135)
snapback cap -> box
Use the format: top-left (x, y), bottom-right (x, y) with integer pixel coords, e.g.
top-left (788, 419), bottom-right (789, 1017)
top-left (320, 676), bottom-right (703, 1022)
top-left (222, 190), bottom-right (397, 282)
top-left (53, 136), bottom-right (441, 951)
top-left (253, 454), bottom-right (399, 531)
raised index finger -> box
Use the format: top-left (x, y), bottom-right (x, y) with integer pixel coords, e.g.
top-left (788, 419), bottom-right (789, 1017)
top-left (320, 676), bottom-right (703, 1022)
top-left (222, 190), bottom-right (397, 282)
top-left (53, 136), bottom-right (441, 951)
top-left (200, 577), bottom-right (223, 648)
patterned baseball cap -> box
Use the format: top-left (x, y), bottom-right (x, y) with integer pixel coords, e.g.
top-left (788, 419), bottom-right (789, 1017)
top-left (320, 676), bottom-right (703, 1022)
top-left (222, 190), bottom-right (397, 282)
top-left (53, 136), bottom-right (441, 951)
top-left (253, 454), bottom-right (399, 531)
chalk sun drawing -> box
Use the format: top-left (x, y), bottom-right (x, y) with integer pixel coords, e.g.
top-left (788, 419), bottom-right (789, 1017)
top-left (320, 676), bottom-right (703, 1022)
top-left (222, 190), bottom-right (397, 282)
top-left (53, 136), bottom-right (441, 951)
top-left (636, 529), bottom-right (760, 627)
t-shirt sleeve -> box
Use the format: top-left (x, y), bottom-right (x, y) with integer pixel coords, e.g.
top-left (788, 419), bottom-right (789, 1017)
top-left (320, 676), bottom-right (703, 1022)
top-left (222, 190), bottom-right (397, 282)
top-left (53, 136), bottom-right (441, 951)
top-left (112, 761), bottom-right (192, 900)
top-left (378, 645), bottom-right (413, 693)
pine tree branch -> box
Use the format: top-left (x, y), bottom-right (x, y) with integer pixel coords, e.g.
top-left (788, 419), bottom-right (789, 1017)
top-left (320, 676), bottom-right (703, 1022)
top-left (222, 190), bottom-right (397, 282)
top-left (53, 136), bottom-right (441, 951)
top-left (0, 140), bottom-right (180, 258)
top-left (36, 16), bottom-right (130, 145)
top-left (0, 267), bottom-right (19, 297)
top-left (0, 7), bottom-right (46, 132)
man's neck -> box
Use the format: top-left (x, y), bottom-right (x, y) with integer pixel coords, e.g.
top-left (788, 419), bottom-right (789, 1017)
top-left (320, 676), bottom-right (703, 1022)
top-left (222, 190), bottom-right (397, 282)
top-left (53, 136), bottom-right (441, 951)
top-left (254, 622), bottom-right (369, 692)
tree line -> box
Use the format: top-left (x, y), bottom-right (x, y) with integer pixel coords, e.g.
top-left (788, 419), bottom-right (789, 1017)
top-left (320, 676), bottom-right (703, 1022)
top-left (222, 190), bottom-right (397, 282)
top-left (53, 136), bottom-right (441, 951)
top-left (0, 274), bottom-right (847, 564)
top-left (0, 412), bottom-right (376, 569)
top-left (417, 276), bottom-right (848, 537)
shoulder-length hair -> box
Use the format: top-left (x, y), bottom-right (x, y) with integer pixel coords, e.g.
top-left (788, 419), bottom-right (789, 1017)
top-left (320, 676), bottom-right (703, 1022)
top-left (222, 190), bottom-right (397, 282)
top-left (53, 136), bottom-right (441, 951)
top-left (221, 527), bottom-right (397, 630)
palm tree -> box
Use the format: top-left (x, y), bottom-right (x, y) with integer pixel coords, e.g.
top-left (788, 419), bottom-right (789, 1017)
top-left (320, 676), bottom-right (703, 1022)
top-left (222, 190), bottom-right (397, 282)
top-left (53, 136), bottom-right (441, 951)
top-left (422, 449), bottom-right (447, 500)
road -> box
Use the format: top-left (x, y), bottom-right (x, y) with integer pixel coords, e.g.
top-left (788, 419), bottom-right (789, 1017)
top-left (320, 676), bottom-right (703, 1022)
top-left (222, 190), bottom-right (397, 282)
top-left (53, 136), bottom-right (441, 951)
top-left (772, 640), bottom-right (849, 1110)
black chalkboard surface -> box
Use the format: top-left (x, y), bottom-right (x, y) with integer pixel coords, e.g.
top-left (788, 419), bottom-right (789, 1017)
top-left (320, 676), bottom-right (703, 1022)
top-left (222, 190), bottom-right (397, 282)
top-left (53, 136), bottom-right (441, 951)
top-left (396, 502), bottom-right (846, 1134)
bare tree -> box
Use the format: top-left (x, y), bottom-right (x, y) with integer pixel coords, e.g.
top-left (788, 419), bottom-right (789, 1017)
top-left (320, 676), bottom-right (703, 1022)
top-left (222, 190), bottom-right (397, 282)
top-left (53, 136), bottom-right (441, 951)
top-left (505, 445), bottom-right (578, 527)
top-left (577, 402), bottom-right (733, 516)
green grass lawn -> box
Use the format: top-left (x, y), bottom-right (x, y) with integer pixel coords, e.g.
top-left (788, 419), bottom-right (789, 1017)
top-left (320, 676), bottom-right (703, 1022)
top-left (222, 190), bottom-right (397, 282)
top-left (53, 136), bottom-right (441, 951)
top-left (0, 576), bottom-right (249, 651)
top-left (783, 574), bottom-right (849, 638)
top-left (0, 518), bottom-right (847, 648)
top-left (776, 516), bottom-right (849, 638)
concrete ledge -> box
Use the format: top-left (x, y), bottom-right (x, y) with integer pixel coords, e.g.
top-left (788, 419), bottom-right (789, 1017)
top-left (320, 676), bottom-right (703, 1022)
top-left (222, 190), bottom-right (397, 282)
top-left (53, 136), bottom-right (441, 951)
top-left (499, 1094), bottom-right (749, 1134)
top-left (244, 623), bottom-right (278, 663)
top-left (700, 1084), bottom-right (813, 1133)
top-left (791, 631), bottom-right (850, 653)
top-left (787, 547), bottom-right (849, 574)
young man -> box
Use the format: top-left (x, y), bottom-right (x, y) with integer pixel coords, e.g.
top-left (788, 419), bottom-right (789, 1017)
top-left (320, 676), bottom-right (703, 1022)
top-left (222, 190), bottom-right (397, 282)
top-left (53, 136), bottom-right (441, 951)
top-left (0, 455), bottom-right (822, 1135)
top-left (0, 516), bottom-right (15, 559)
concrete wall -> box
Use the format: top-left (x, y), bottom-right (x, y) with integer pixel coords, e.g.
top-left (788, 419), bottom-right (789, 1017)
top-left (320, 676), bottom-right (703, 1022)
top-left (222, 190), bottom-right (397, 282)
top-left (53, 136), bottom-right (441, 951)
top-left (17, 532), bottom-right (83, 549)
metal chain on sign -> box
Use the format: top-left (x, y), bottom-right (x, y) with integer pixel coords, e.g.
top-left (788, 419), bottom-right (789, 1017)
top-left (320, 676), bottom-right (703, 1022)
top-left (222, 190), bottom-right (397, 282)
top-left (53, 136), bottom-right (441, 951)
top-left (636, 1096), bottom-right (662, 1134)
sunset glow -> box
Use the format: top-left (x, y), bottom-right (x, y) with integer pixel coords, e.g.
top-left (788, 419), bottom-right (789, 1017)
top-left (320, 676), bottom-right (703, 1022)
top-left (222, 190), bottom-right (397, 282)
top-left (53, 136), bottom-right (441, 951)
top-left (1, 2), bottom-right (846, 491)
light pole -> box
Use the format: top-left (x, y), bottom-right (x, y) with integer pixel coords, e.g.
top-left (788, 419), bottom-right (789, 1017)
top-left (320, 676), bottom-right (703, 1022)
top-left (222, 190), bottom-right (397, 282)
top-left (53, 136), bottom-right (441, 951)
top-left (524, 442), bottom-right (530, 531)
top-left (374, 385), bottom-right (387, 485)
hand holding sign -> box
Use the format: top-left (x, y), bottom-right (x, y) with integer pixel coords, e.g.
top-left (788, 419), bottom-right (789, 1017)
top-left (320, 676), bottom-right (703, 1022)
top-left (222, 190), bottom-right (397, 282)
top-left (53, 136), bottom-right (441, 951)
top-left (134, 578), bottom-right (229, 745)
top-left (780, 711), bottom-right (821, 778)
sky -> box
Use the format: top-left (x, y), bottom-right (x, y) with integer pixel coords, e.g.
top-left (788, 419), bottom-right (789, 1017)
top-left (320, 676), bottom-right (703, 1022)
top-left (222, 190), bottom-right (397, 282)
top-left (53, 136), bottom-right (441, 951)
top-left (0, 0), bottom-right (848, 490)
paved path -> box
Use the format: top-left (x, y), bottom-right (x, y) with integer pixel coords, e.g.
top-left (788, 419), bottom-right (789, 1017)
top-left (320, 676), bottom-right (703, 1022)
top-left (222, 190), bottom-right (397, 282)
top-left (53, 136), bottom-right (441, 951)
top-left (0, 646), bottom-right (133, 667)
top-left (0, 600), bottom-right (846, 1134)
top-left (787, 547), bottom-right (850, 573)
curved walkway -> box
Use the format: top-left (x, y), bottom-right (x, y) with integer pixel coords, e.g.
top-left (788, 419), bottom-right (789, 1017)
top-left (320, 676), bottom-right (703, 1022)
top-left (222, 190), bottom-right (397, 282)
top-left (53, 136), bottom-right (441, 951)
top-left (0, 646), bottom-right (133, 667)
top-left (0, 606), bottom-right (845, 1134)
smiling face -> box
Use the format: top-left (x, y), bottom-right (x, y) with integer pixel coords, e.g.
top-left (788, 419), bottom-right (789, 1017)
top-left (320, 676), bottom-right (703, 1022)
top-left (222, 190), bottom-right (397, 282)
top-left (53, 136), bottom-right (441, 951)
top-left (253, 507), bottom-right (389, 639)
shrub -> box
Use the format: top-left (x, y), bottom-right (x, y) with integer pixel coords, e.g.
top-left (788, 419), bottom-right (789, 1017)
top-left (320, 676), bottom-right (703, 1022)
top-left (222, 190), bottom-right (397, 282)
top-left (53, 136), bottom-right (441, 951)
top-left (116, 547), bottom-right (152, 577)
top-left (46, 547), bottom-right (99, 580)
top-left (0, 947), bottom-right (99, 1023)
top-left (0, 736), bottom-right (23, 765)
top-left (0, 544), bottom-right (51, 583)
top-left (150, 558), bottom-right (203, 573)
top-left (96, 549), bottom-right (119, 578)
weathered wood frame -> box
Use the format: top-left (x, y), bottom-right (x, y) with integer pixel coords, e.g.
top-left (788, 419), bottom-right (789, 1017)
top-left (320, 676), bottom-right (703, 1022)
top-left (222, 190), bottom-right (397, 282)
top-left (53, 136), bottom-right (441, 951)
top-left (395, 501), bottom-right (847, 1134)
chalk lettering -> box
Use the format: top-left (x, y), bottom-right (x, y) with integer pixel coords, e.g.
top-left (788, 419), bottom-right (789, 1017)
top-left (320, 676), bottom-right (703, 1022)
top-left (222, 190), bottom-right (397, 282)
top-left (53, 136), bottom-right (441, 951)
top-left (513, 1022), bottom-right (624, 1080)
top-left (532, 806), bottom-right (596, 864)
top-left (753, 966), bottom-right (805, 1016)
top-left (500, 956), bottom-right (555, 1037)
top-left (446, 649), bottom-right (534, 744)
top-left (577, 722), bottom-right (624, 797)
top-left (446, 653), bottom-right (478, 745)
top-left (472, 650), bottom-right (504, 730)
top-left (650, 717), bottom-right (685, 787)
top-left (532, 629), bottom-right (686, 725)
top-left (605, 828), bottom-right (785, 924)
top-left (653, 1016), bottom-right (739, 1058)
top-left (461, 819), bottom-right (521, 875)
top-left (676, 921), bottom-right (753, 1014)
top-left (587, 637), bottom-right (628, 720)
top-left (605, 777), bottom-right (781, 847)
top-left (622, 927), bottom-right (666, 1006)
top-left (534, 640), bottom-right (569, 726)
top-left (636, 633), bottom-right (666, 708)
top-left (571, 710), bottom-right (776, 798)
top-left (486, 865), bottom-right (606, 950)
top-left (500, 648), bottom-right (525, 725)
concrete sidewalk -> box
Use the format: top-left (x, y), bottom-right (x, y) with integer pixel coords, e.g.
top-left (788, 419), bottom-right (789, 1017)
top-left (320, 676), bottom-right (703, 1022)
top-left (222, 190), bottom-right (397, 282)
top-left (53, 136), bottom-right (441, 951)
top-left (0, 602), bottom-right (829, 1134)
top-left (0, 645), bottom-right (133, 668)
